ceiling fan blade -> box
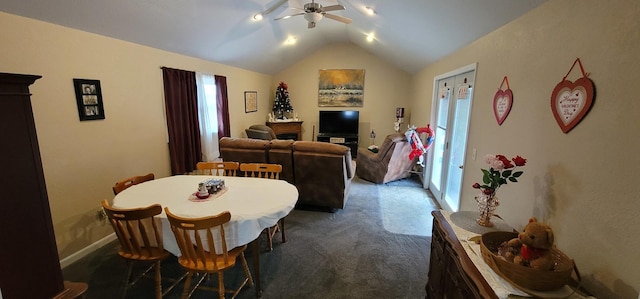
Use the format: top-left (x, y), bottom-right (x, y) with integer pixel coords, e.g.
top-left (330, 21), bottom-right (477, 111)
top-left (322, 5), bottom-right (346, 12)
top-left (262, 0), bottom-right (289, 16)
top-left (274, 12), bottom-right (304, 21)
top-left (324, 13), bottom-right (352, 24)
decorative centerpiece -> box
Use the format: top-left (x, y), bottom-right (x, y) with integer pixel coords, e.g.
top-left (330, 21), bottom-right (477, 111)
top-left (194, 179), bottom-right (225, 200)
top-left (204, 179), bottom-right (225, 194)
top-left (472, 154), bottom-right (527, 227)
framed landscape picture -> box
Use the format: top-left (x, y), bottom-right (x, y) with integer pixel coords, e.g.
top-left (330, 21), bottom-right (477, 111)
top-left (73, 78), bottom-right (105, 121)
top-left (318, 69), bottom-right (365, 107)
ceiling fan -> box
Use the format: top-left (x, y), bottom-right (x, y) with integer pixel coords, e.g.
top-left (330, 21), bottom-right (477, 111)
top-left (274, 0), bottom-right (352, 29)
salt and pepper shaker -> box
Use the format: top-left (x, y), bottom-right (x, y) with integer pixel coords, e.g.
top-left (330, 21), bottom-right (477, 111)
top-left (197, 182), bottom-right (209, 198)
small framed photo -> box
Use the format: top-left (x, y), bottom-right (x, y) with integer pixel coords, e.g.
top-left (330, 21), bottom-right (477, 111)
top-left (73, 79), bottom-right (105, 121)
top-left (244, 91), bottom-right (257, 113)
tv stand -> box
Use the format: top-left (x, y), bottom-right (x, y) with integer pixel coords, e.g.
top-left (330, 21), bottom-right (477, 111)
top-left (317, 133), bottom-right (358, 158)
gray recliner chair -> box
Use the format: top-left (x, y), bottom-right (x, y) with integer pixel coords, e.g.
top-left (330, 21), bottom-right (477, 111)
top-left (245, 125), bottom-right (277, 140)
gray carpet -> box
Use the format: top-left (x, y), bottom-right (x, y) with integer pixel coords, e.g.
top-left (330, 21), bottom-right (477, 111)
top-left (63, 175), bottom-right (436, 299)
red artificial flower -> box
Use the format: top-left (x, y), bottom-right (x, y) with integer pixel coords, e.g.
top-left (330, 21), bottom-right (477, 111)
top-left (513, 155), bottom-right (527, 167)
top-left (496, 154), bottom-right (514, 169)
top-left (473, 154), bottom-right (527, 197)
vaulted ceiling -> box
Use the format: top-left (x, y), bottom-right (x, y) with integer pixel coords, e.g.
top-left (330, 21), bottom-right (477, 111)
top-left (0, 0), bottom-right (546, 74)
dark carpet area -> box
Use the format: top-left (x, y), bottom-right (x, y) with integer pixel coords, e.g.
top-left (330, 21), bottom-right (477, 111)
top-left (63, 175), bottom-right (435, 299)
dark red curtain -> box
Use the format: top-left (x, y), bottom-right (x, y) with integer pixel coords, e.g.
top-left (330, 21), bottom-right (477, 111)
top-left (215, 75), bottom-right (231, 138)
top-left (162, 67), bottom-right (202, 174)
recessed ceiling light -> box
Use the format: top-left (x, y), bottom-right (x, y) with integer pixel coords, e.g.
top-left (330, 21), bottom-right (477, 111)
top-left (285, 36), bottom-right (297, 45)
top-left (253, 13), bottom-right (263, 21)
top-left (366, 33), bottom-right (375, 42)
top-left (365, 6), bottom-right (376, 16)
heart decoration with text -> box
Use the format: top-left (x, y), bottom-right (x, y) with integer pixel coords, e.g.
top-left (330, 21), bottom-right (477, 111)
top-left (493, 76), bottom-right (513, 125)
top-left (493, 77), bottom-right (513, 126)
top-left (550, 58), bottom-right (595, 133)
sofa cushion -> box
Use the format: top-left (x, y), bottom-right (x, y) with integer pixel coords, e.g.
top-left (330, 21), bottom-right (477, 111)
top-left (268, 139), bottom-right (295, 184)
top-left (219, 137), bottom-right (269, 165)
top-left (220, 137), bottom-right (269, 149)
top-left (294, 141), bottom-right (349, 155)
top-left (293, 141), bottom-right (354, 209)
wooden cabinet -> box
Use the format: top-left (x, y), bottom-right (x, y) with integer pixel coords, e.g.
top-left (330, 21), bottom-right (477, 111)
top-left (266, 121), bottom-right (303, 140)
top-left (0, 73), bottom-right (86, 299)
top-left (426, 210), bottom-right (498, 299)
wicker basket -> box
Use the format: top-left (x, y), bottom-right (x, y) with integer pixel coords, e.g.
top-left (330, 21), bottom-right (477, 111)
top-left (480, 231), bottom-right (576, 292)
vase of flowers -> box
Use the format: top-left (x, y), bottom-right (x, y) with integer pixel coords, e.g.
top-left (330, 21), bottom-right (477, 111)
top-left (472, 154), bottom-right (527, 227)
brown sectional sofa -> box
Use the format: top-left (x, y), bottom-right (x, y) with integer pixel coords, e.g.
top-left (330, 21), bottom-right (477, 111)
top-left (219, 137), bottom-right (355, 210)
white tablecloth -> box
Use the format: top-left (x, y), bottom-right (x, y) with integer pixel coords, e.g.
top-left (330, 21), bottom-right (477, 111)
top-left (113, 175), bottom-right (299, 256)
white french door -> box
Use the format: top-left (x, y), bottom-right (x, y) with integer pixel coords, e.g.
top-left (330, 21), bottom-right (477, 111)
top-left (427, 64), bottom-right (476, 211)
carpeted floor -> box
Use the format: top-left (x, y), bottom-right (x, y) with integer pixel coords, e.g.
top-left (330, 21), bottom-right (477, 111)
top-left (63, 175), bottom-right (438, 299)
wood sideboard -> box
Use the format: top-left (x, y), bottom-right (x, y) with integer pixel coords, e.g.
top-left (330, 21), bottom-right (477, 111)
top-left (266, 121), bottom-right (303, 140)
top-left (426, 210), bottom-right (498, 299)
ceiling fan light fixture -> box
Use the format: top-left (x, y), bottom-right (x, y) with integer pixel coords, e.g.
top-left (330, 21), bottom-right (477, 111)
top-left (304, 12), bottom-right (323, 23)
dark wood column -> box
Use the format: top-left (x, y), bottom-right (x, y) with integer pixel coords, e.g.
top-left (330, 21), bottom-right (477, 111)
top-left (0, 73), bottom-right (86, 299)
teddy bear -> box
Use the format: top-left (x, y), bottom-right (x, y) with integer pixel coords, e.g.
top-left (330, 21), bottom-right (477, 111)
top-left (505, 217), bottom-right (556, 271)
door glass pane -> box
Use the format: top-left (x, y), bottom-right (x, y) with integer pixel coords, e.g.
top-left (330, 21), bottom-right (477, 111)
top-left (436, 96), bottom-right (449, 129)
top-left (430, 127), bottom-right (446, 189)
top-left (444, 87), bottom-right (472, 211)
top-left (430, 89), bottom-right (450, 196)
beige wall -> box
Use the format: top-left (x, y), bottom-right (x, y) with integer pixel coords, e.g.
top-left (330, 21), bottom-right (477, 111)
top-left (0, 12), bottom-right (272, 258)
top-left (410, 0), bottom-right (640, 297)
top-left (2, 0), bottom-right (639, 296)
top-left (273, 43), bottom-right (412, 144)
top-left (0, 12), bottom-right (411, 262)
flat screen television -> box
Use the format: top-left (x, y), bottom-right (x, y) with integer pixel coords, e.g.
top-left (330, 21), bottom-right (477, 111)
top-left (318, 110), bottom-right (359, 136)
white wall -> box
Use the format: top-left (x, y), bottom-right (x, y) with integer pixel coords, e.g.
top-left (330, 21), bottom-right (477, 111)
top-left (410, 0), bottom-right (640, 297)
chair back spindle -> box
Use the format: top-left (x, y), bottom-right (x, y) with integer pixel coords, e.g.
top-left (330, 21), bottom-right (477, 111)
top-left (240, 163), bottom-right (282, 179)
top-left (196, 161), bottom-right (240, 176)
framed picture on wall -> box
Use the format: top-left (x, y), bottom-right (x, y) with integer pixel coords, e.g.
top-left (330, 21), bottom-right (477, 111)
top-left (245, 91), bottom-right (257, 113)
top-left (73, 79), bottom-right (105, 121)
top-left (318, 69), bottom-right (365, 107)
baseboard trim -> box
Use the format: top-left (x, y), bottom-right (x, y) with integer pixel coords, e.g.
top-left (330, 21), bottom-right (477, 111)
top-left (59, 233), bottom-right (116, 269)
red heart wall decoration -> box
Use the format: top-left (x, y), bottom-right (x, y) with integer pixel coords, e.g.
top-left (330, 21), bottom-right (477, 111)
top-left (493, 88), bottom-right (513, 126)
top-left (550, 77), bottom-right (595, 133)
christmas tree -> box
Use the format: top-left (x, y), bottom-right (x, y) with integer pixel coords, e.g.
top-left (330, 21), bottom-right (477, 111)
top-left (272, 81), bottom-right (294, 119)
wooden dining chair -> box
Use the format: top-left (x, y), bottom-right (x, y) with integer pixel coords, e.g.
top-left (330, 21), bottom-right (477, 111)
top-left (165, 208), bottom-right (254, 299)
top-left (101, 200), bottom-right (183, 299)
top-left (239, 163), bottom-right (285, 251)
top-left (195, 161), bottom-right (240, 176)
top-left (239, 163), bottom-right (282, 179)
top-left (112, 173), bottom-right (155, 195)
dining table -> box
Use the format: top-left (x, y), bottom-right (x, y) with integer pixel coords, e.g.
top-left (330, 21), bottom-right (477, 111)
top-left (112, 174), bottom-right (299, 297)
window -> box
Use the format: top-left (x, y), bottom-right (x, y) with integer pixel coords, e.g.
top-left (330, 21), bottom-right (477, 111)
top-left (196, 73), bottom-right (220, 161)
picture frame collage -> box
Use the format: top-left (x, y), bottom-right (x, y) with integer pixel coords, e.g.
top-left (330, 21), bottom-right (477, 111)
top-left (73, 78), bottom-right (105, 121)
